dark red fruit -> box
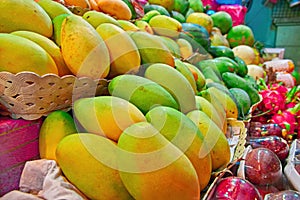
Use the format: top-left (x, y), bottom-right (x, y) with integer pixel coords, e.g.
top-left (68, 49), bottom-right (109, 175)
top-left (246, 136), bottom-right (289, 162)
top-left (256, 184), bottom-right (279, 199)
top-left (209, 176), bottom-right (262, 200)
top-left (265, 190), bottom-right (300, 200)
top-left (244, 147), bottom-right (282, 185)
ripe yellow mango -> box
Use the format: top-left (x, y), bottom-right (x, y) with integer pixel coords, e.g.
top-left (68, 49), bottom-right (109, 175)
top-left (146, 106), bottom-right (212, 190)
top-left (61, 14), bottom-right (110, 79)
top-left (96, 23), bottom-right (141, 78)
top-left (117, 122), bottom-right (200, 200)
top-left (73, 96), bottom-right (146, 142)
top-left (0, 33), bottom-right (58, 75)
top-left (64, 0), bottom-right (90, 9)
top-left (117, 20), bottom-right (140, 31)
top-left (129, 31), bottom-right (175, 66)
top-left (0, 0), bottom-right (53, 37)
top-left (135, 20), bottom-right (154, 34)
top-left (195, 95), bottom-right (227, 133)
top-left (82, 10), bottom-right (121, 29)
top-left (149, 15), bottom-right (182, 38)
top-left (158, 36), bottom-right (181, 58)
top-left (187, 110), bottom-right (231, 170)
top-left (56, 133), bottom-right (134, 200)
top-left (11, 30), bottom-right (72, 76)
top-left (39, 110), bottom-right (77, 161)
top-left (176, 38), bottom-right (193, 59)
top-left (148, 0), bottom-right (175, 12)
top-left (97, 0), bottom-right (132, 20)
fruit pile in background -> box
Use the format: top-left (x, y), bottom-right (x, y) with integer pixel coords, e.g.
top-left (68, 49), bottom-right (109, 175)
top-left (0, 0), bottom-right (300, 199)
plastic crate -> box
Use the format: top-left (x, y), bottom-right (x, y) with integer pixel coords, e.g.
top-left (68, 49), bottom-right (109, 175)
top-left (216, 0), bottom-right (242, 5)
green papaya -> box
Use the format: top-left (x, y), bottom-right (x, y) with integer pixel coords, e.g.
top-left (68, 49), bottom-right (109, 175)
top-left (234, 56), bottom-right (248, 77)
top-left (222, 72), bottom-right (260, 105)
top-left (207, 45), bottom-right (235, 59)
top-left (143, 4), bottom-right (170, 16)
top-left (171, 10), bottom-right (186, 23)
top-left (173, 0), bottom-right (190, 16)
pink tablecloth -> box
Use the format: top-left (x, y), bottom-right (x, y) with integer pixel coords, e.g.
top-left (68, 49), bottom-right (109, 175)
top-left (0, 117), bottom-right (43, 196)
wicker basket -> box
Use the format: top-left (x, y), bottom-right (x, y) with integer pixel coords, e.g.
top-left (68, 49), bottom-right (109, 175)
top-left (0, 71), bottom-right (109, 120)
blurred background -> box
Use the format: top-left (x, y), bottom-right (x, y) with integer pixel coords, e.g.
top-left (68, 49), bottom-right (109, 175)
top-left (245, 0), bottom-right (300, 71)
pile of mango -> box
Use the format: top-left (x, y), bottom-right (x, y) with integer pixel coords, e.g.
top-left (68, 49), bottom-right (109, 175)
top-left (0, 0), bottom-right (263, 199)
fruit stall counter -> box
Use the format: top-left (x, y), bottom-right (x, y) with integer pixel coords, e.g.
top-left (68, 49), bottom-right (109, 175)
top-left (1, 0), bottom-right (300, 199)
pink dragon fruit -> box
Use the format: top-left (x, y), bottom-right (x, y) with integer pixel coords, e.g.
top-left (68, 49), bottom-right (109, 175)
top-left (270, 103), bottom-right (300, 140)
top-left (258, 88), bottom-right (286, 115)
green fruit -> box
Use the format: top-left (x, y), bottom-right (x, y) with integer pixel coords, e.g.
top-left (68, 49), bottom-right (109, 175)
top-left (129, 31), bottom-right (175, 66)
top-left (201, 66), bottom-right (223, 83)
top-left (185, 7), bottom-right (195, 18)
top-left (141, 10), bottom-right (161, 22)
top-left (243, 75), bottom-right (258, 89)
top-left (37, 0), bottom-right (72, 20)
top-left (226, 24), bottom-right (255, 48)
top-left (206, 82), bottom-right (230, 96)
top-left (82, 10), bottom-right (121, 29)
top-left (173, 0), bottom-right (190, 16)
top-left (234, 56), bottom-right (248, 77)
top-left (117, 121), bottom-right (200, 200)
top-left (148, 0), bottom-right (175, 12)
top-left (188, 0), bottom-right (204, 12)
top-left (52, 13), bottom-right (70, 47)
top-left (222, 72), bottom-right (260, 105)
top-left (171, 10), bottom-right (186, 23)
top-left (180, 23), bottom-right (210, 51)
top-left (207, 45), bottom-right (235, 59)
top-left (158, 36), bottom-right (181, 58)
top-left (229, 88), bottom-right (252, 119)
top-left (211, 11), bottom-right (233, 35)
top-left (184, 62), bottom-right (206, 91)
top-left (214, 56), bottom-right (239, 74)
top-left (197, 59), bottom-right (222, 80)
top-left (143, 4), bottom-right (170, 16)
top-left (108, 74), bottom-right (179, 114)
top-left (292, 70), bottom-right (300, 85)
top-left (121, 0), bottom-right (137, 19)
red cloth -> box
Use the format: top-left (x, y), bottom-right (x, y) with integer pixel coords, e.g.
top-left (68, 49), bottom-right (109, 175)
top-left (202, 0), bottom-right (219, 10)
top-left (0, 117), bottom-right (43, 196)
top-left (217, 4), bottom-right (248, 26)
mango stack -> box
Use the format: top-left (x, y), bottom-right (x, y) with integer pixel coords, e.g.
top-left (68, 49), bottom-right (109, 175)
top-left (0, 0), bottom-right (262, 199)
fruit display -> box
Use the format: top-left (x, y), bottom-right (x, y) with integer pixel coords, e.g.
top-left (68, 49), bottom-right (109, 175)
top-left (0, 0), bottom-right (300, 199)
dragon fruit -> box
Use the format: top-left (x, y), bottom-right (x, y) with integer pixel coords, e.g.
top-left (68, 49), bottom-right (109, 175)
top-left (270, 103), bottom-right (300, 139)
top-left (251, 81), bottom-right (300, 140)
top-left (258, 89), bottom-right (286, 114)
top-left (256, 83), bottom-right (288, 116)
